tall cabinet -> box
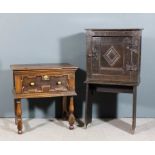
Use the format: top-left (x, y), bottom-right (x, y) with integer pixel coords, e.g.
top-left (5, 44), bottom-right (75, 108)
top-left (85, 29), bottom-right (143, 133)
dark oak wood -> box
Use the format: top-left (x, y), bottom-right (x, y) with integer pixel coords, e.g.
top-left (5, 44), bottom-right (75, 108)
top-left (11, 63), bottom-right (78, 134)
top-left (85, 29), bottom-right (143, 133)
top-left (132, 86), bottom-right (137, 134)
top-left (85, 83), bottom-right (92, 127)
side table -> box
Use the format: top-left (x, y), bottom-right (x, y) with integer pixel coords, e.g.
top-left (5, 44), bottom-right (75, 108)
top-left (11, 63), bottom-right (78, 134)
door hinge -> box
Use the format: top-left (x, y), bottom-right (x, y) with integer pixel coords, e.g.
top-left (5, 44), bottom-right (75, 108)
top-left (126, 64), bottom-right (137, 71)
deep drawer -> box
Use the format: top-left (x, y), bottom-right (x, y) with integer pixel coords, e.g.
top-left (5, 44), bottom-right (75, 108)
top-left (14, 72), bottom-right (76, 94)
top-left (22, 75), bottom-right (69, 93)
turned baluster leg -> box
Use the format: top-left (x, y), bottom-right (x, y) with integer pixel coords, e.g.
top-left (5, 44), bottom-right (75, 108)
top-left (68, 96), bottom-right (75, 130)
top-left (62, 96), bottom-right (68, 120)
top-left (14, 99), bottom-right (17, 125)
top-left (16, 99), bottom-right (23, 134)
top-left (132, 86), bottom-right (137, 134)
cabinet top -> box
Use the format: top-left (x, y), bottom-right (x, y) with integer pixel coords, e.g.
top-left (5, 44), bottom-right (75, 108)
top-left (10, 63), bottom-right (78, 70)
top-left (86, 28), bottom-right (143, 31)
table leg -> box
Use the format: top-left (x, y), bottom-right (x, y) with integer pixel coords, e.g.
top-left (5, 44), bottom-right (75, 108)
top-left (16, 99), bottom-right (23, 134)
top-left (68, 96), bottom-right (75, 130)
top-left (132, 86), bottom-right (137, 134)
top-left (62, 96), bottom-right (68, 120)
top-left (14, 99), bottom-right (17, 125)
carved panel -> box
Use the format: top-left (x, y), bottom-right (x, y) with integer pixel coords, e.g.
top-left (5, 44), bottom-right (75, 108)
top-left (92, 37), bottom-right (100, 73)
top-left (22, 75), bottom-right (69, 93)
top-left (125, 37), bottom-right (139, 71)
top-left (99, 37), bottom-right (125, 72)
top-left (103, 46), bottom-right (121, 66)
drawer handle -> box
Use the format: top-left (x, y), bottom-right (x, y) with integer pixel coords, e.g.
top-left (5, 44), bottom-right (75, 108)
top-left (43, 75), bottom-right (49, 80)
top-left (30, 82), bottom-right (35, 86)
top-left (88, 53), bottom-right (92, 57)
top-left (57, 81), bottom-right (62, 85)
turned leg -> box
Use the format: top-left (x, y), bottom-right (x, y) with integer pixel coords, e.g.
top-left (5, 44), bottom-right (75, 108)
top-left (62, 96), bottom-right (68, 120)
top-left (85, 83), bottom-right (92, 128)
top-left (68, 96), bottom-right (75, 130)
top-left (14, 99), bottom-right (17, 125)
top-left (132, 86), bottom-right (137, 134)
top-left (16, 99), bottom-right (23, 134)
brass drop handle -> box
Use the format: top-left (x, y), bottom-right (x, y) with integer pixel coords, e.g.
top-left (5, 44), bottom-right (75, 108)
top-left (57, 81), bottom-right (62, 85)
top-left (43, 75), bottom-right (49, 80)
top-left (30, 82), bottom-right (35, 86)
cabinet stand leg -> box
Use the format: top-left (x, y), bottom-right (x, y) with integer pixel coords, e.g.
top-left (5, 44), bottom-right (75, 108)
top-left (16, 99), bottom-right (23, 134)
top-left (85, 83), bottom-right (92, 128)
top-left (132, 86), bottom-right (137, 134)
top-left (68, 96), bottom-right (75, 130)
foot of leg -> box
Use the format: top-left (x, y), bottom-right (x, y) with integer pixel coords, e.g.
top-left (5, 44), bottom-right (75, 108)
top-left (16, 99), bottom-right (23, 134)
top-left (17, 119), bottom-right (23, 134)
top-left (68, 97), bottom-right (75, 130)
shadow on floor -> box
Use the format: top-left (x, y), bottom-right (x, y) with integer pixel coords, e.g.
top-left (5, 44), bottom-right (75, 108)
top-left (23, 119), bottom-right (49, 133)
top-left (49, 118), bottom-right (69, 129)
top-left (1, 118), bottom-right (155, 135)
top-left (104, 118), bottom-right (132, 134)
top-left (136, 119), bottom-right (155, 134)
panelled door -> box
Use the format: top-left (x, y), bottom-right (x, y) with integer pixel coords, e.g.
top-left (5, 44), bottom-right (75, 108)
top-left (89, 36), bottom-right (140, 83)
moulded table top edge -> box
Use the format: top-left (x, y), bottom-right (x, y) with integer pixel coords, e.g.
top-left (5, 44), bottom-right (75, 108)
top-left (10, 63), bottom-right (78, 70)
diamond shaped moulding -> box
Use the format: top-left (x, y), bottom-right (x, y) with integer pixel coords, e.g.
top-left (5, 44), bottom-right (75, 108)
top-left (103, 46), bottom-right (121, 66)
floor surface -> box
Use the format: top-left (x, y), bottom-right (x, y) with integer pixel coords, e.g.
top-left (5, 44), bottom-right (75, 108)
top-left (0, 118), bottom-right (155, 141)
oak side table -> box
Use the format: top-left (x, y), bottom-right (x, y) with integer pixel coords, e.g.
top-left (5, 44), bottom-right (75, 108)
top-left (11, 63), bottom-right (78, 134)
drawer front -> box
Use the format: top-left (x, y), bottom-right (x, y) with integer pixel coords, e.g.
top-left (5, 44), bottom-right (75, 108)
top-left (22, 75), bottom-right (69, 93)
top-left (14, 72), bottom-right (75, 94)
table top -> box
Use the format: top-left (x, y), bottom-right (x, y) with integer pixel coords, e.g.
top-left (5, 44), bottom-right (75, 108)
top-left (10, 63), bottom-right (78, 70)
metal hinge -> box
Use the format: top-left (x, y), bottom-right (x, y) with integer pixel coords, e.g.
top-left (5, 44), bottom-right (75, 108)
top-left (126, 64), bottom-right (137, 71)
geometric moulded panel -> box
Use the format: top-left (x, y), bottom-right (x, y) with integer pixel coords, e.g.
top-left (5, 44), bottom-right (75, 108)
top-left (103, 46), bottom-right (121, 66)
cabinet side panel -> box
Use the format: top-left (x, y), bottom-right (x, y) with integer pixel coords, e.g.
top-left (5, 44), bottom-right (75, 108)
top-left (86, 31), bottom-right (92, 79)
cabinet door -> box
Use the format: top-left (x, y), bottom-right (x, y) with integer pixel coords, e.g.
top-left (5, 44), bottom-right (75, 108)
top-left (90, 36), bottom-right (140, 83)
